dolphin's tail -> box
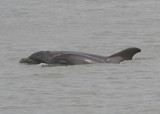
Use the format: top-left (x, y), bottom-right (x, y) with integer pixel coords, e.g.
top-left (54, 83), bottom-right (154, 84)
top-left (106, 47), bottom-right (141, 63)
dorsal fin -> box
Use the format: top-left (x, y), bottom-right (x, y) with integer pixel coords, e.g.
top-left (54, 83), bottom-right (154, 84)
top-left (107, 47), bottom-right (141, 63)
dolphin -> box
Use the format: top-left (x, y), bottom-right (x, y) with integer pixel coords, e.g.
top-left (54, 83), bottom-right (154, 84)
top-left (20, 51), bottom-right (105, 64)
top-left (20, 47), bottom-right (141, 65)
top-left (47, 47), bottom-right (141, 65)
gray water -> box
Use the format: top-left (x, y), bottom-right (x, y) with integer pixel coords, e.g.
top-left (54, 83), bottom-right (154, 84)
top-left (0, 0), bottom-right (160, 114)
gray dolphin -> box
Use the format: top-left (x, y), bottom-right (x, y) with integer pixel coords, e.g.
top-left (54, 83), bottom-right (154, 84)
top-left (48, 53), bottom-right (106, 66)
top-left (20, 51), bottom-right (105, 64)
top-left (48, 47), bottom-right (141, 65)
top-left (20, 47), bottom-right (141, 65)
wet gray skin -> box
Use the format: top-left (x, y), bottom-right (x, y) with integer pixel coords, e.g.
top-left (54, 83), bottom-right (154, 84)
top-left (20, 51), bottom-right (106, 64)
top-left (47, 47), bottom-right (141, 66)
top-left (20, 47), bottom-right (141, 65)
top-left (48, 53), bottom-right (106, 65)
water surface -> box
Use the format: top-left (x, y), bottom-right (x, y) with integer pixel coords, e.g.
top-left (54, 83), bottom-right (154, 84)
top-left (0, 0), bottom-right (160, 114)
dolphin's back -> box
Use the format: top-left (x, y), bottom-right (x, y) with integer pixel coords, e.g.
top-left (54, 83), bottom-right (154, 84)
top-left (48, 53), bottom-right (105, 65)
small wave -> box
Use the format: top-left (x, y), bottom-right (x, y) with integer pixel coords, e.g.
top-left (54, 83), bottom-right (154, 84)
top-left (39, 63), bottom-right (60, 67)
top-left (134, 57), bottom-right (155, 60)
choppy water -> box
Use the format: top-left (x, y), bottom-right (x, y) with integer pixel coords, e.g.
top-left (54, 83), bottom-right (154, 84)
top-left (0, 0), bottom-right (160, 114)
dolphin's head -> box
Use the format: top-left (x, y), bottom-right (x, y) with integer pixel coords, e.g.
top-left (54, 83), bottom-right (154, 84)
top-left (20, 51), bottom-right (54, 64)
top-left (20, 58), bottom-right (38, 64)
